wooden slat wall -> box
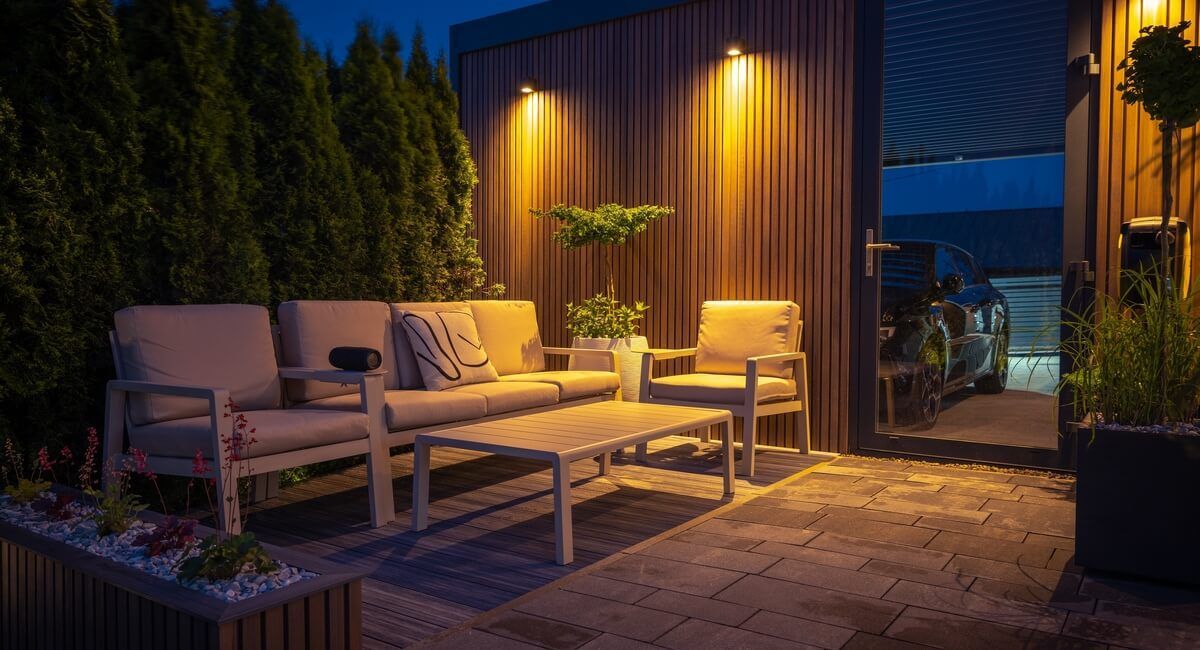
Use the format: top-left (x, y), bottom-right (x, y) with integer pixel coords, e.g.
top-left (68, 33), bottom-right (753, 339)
top-left (1097, 0), bottom-right (1200, 293)
top-left (460, 0), bottom-right (856, 452)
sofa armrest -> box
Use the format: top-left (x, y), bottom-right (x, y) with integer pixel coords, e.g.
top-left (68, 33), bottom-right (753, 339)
top-left (543, 347), bottom-right (620, 373)
top-left (640, 347), bottom-right (698, 361)
top-left (103, 380), bottom-right (231, 468)
top-left (277, 366), bottom-right (386, 385)
top-left (107, 379), bottom-right (226, 401)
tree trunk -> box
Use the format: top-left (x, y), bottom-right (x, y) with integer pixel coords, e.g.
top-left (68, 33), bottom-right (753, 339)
top-left (1158, 125), bottom-right (1176, 423)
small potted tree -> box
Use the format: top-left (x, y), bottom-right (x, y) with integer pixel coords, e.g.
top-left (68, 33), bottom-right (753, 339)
top-left (533, 203), bottom-right (673, 401)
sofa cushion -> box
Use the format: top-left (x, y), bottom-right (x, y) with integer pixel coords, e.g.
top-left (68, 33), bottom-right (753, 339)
top-left (446, 381), bottom-right (558, 415)
top-left (129, 408), bottom-right (368, 459)
top-left (398, 309), bottom-right (500, 390)
top-left (650, 373), bottom-right (797, 405)
top-left (294, 389), bottom-right (488, 431)
top-left (467, 300), bottom-right (546, 375)
top-left (390, 302), bottom-right (468, 388)
top-left (695, 301), bottom-right (801, 379)
top-left (500, 371), bottom-right (619, 400)
top-left (114, 304), bottom-right (282, 425)
top-left (277, 300), bottom-right (399, 403)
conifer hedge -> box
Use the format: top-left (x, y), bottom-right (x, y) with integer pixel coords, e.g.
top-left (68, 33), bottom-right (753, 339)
top-left (0, 0), bottom-right (485, 451)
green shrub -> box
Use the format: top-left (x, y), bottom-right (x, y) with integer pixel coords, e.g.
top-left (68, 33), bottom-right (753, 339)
top-left (566, 294), bottom-right (649, 339)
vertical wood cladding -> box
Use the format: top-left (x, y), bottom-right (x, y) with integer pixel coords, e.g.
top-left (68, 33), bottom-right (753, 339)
top-left (460, 0), bottom-right (856, 452)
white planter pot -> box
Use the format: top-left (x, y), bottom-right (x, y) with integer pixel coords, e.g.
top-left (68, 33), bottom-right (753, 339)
top-left (569, 336), bottom-right (649, 402)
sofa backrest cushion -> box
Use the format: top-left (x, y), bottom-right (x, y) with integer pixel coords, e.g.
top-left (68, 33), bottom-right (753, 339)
top-left (695, 301), bottom-right (801, 378)
top-left (277, 300), bottom-right (399, 402)
top-left (113, 304), bottom-right (282, 425)
top-left (390, 302), bottom-right (469, 388)
top-left (467, 300), bottom-right (546, 376)
top-left (398, 309), bottom-right (500, 391)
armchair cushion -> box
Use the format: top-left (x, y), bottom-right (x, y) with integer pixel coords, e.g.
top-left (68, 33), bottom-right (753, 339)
top-left (467, 300), bottom-right (546, 375)
top-left (447, 381), bottom-right (558, 414)
top-left (114, 305), bottom-right (282, 425)
top-left (695, 301), bottom-right (801, 379)
top-left (500, 371), bottom-right (620, 400)
top-left (277, 300), bottom-right (399, 403)
top-left (390, 302), bottom-right (469, 388)
top-left (398, 309), bottom-right (500, 390)
top-left (650, 373), bottom-right (797, 405)
top-left (294, 389), bottom-right (488, 431)
top-left (129, 408), bottom-right (368, 459)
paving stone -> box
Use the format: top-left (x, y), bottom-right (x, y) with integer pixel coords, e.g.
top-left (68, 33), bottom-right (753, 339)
top-left (514, 589), bottom-right (686, 642)
top-left (861, 558), bottom-right (973, 590)
top-left (926, 530), bottom-right (1055, 566)
top-left (883, 580), bottom-right (1068, 634)
top-left (745, 496), bottom-right (826, 513)
top-left (751, 541), bottom-right (869, 570)
top-left (740, 609), bottom-right (858, 649)
top-left (980, 499), bottom-right (1074, 537)
top-left (865, 497), bottom-right (990, 524)
top-left (945, 555), bottom-right (1080, 592)
top-left (717, 504), bottom-right (823, 528)
top-left (808, 531), bottom-right (953, 570)
top-left (1007, 474), bottom-right (1075, 491)
top-left (479, 611), bottom-right (600, 649)
top-left (969, 577), bottom-right (1095, 614)
top-left (938, 483), bottom-right (1022, 502)
top-left (670, 529), bottom-right (763, 551)
top-left (1093, 599), bottom-right (1200, 632)
top-left (577, 633), bottom-right (657, 650)
top-left (1063, 610), bottom-right (1200, 650)
top-left (841, 631), bottom-right (929, 649)
top-left (1019, 495), bottom-right (1077, 509)
top-left (692, 517), bottom-right (819, 545)
top-left (654, 618), bottom-right (809, 649)
top-left (1044, 547), bottom-right (1082, 574)
top-left (562, 574), bottom-right (657, 604)
top-left (427, 629), bottom-right (541, 650)
top-left (639, 539), bottom-right (780, 574)
top-left (884, 606), bottom-right (1101, 650)
top-left (636, 589), bottom-right (757, 626)
top-left (716, 574), bottom-right (905, 634)
top-left (1012, 483), bottom-right (1074, 499)
top-left (815, 464), bottom-right (915, 481)
top-left (877, 484), bottom-right (989, 509)
top-left (809, 514), bottom-right (939, 547)
top-left (596, 554), bottom-right (744, 597)
top-left (906, 473), bottom-right (1019, 493)
top-left (829, 457), bottom-right (914, 472)
top-left (767, 486), bottom-right (876, 507)
top-left (1078, 574), bottom-right (1200, 611)
top-left (1024, 533), bottom-right (1074, 549)
top-left (913, 516), bottom-right (1027, 542)
top-left (762, 558), bottom-right (898, 597)
top-left (819, 504), bottom-right (920, 525)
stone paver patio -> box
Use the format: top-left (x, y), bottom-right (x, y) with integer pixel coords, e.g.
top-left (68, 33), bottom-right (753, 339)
top-left (421, 456), bottom-right (1200, 649)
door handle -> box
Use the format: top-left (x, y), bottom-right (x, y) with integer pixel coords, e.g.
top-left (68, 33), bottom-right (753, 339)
top-left (865, 229), bottom-right (899, 277)
top-left (866, 243), bottom-right (901, 251)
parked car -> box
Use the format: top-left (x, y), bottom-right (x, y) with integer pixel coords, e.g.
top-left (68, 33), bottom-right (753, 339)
top-left (878, 240), bottom-right (1009, 429)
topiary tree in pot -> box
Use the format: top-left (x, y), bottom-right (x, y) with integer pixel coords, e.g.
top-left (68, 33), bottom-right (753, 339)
top-left (533, 203), bottom-right (673, 401)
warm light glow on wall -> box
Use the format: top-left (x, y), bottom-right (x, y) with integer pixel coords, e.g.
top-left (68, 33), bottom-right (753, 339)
top-left (1142, 0), bottom-right (1161, 16)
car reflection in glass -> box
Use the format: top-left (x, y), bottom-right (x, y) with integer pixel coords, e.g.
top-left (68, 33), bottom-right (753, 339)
top-left (878, 241), bottom-right (1010, 430)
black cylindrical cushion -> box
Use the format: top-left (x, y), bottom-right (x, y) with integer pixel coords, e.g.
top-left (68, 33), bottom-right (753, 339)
top-left (328, 347), bottom-right (382, 372)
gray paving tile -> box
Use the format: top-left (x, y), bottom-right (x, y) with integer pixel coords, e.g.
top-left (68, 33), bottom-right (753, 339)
top-left (717, 504), bottom-right (823, 528)
top-left (639, 538), bottom-right (779, 574)
top-left (905, 473), bottom-right (1019, 493)
top-left (808, 531), bottom-right (953, 570)
top-left (937, 483), bottom-right (1022, 502)
top-left (691, 517), bottom-right (819, 545)
top-left (1007, 474), bottom-right (1076, 490)
top-left (815, 465), bottom-right (915, 481)
top-left (861, 558), bottom-right (974, 590)
top-left (1045, 547), bottom-right (1082, 574)
top-left (751, 541), bottom-right (869, 570)
top-left (514, 589), bottom-right (686, 642)
top-left (671, 529), bottom-right (763, 551)
top-left (883, 580), bottom-right (1068, 634)
top-left (968, 577), bottom-right (1095, 614)
top-left (716, 574), bottom-right (905, 634)
top-left (596, 554), bottom-right (744, 597)
top-left (479, 611), bottom-right (600, 649)
top-left (1078, 574), bottom-right (1200, 610)
top-left (745, 496), bottom-right (827, 513)
top-left (577, 633), bottom-right (657, 650)
top-left (819, 504), bottom-right (920, 525)
top-left (809, 514), bottom-right (939, 548)
top-left (655, 618), bottom-right (810, 649)
top-left (885, 606), bottom-right (1100, 650)
top-left (913, 516), bottom-right (1027, 542)
top-left (766, 485), bottom-right (876, 507)
top-left (842, 631), bottom-right (929, 649)
top-left (1093, 599), bottom-right (1200, 634)
top-left (561, 574), bottom-right (657, 604)
top-left (1024, 533), bottom-right (1074, 549)
top-left (740, 610), bottom-right (857, 649)
top-left (926, 530), bottom-right (1055, 567)
top-left (762, 558), bottom-right (898, 597)
top-left (829, 457), bottom-right (914, 472)
top-left (1064, 610), bottom-right (1200, 650)
top-left (945, 555), bottom-right (1080, 592)
top-left (637, 589), bottom-right (757, 626)
top-left (865, 497), bottom-right (990, 524)
top-left (426, 629), bottom-right (542, 650)
top-left (876, 484), bottom-right (989, 509)
top-left (980, 499), bottom-right (1074, 537)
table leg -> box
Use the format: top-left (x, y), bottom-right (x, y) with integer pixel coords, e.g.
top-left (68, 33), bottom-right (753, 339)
top-left (412, 442), bottom-right (431, 531)
top-left (721, 418), bottom-right (735, 497)
top-left (635, 442), bottom-right (648, 462)
top-left (552, 458), bottom-right (573, 565)
top-left (598, 452), bottom-right (611, 476)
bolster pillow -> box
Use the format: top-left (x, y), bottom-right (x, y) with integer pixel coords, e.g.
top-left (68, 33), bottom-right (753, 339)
top-left (328, 347), bottom-right (382, 372)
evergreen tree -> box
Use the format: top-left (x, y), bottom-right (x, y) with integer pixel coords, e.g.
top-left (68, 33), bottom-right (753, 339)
top-left (0, 0), bottom-right (148, 445)
top-left (229, 0), bottom-right (367, 304)
top-left (119, 0), bottom-right (269, 305)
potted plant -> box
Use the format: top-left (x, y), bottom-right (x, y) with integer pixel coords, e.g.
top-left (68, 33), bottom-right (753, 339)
top-left (533, 203), bottom-right (673, 401)
top-left (1058, 270), bottom-right (1200, 585)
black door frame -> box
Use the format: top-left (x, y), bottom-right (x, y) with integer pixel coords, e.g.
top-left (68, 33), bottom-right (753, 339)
top-left (849, 0), bottom-right (1099, 470)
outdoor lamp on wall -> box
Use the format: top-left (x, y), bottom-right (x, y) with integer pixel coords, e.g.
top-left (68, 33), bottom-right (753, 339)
top-left (725, 38), bottom-right (747, 57)
top-left (519, 78), bottom-right (538, 94)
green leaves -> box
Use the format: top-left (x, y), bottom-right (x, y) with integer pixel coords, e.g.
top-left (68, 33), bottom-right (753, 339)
top-left (1118, 21), bottom-right (1200, 130)
top-left (84, 482), bottom-right (148, 537)
top-left (4, 478), bottom-right (52, 505)
top-left (533, 203), bottom-right (674, 249)
top-left (176, 531), bottom-right (277, 582)
top-left (566, 294), bottom-right (649, 339)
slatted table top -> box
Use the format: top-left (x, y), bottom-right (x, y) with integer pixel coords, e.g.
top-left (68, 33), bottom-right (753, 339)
top-left (415, 401), bottom-right (733, 462)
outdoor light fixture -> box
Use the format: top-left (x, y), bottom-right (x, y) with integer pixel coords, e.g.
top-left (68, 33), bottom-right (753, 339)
top-left (725, 38), bottom-right (747, 56)
top-left (519, 78), bottom-right (538, 94)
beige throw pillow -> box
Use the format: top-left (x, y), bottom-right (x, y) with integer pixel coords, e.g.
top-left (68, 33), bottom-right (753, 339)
top-left (399, 309), bottom-right (500, 390)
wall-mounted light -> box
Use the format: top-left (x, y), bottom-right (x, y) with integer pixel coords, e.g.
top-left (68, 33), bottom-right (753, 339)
top-left (725, 38), bottom-right (747, 57)
top-left (519, 77), bottom-right (538, 94)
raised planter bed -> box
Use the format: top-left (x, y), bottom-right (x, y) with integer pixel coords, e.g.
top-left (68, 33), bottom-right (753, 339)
top-left (0, 502), bottom-right (364, 649)
top-left (1075, 426), bottom-right (1200, 586)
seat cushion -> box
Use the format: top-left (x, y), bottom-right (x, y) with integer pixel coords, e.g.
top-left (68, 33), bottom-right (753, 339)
top-left (500, 371), bottom-right (619, 400)
top-left (695, 301), bottom-right (801, 379)
top-left (467, 300), bottom-right (546, 375)
top-left (129, 408), bottom-right (368, 459)
top-left (277, 300), bottom-right (400, 402)
top-left (650, 373), bottom-right (797, 405)
top-left (294, 389), bottom-right (488, 431)
top-left (390, 302), bottom-right (468, 388)
top-left (114, 304), bottom-right (281, 425)
top-left (446, 381), bottom-right (558, 415)
top-left (398, 309), bottom-right (500, 390)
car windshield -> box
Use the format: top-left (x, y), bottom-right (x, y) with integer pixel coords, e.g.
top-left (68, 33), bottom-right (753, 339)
top-left (881, 247), bottom-right (933, 312)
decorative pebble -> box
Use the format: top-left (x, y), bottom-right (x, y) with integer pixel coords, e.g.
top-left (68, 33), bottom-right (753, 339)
top-left (0, 493), bottom-right (318, 603)
top-left (1095, 421), bottom-right (1200, 436)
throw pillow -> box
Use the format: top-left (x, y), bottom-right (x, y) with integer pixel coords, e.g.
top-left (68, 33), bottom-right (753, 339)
top-left (399, 309), bottom-right (500, 390)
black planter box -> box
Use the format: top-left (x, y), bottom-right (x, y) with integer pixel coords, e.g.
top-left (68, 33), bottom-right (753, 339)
top-left (1076, 426), bottom-right (1200, 586)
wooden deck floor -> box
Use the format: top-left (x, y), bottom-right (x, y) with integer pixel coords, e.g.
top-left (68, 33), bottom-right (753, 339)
top-left (246, 437), bottom-right (824, 648)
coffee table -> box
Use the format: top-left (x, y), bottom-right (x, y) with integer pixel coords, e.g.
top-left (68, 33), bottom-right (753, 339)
top-left (410, 400), bottom-right (735, 564)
